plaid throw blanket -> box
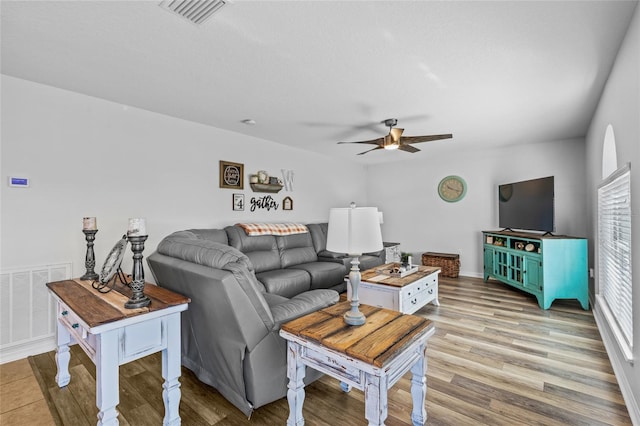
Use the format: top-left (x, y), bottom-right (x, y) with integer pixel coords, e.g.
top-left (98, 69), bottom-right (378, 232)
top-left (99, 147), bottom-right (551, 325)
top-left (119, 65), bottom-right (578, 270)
top-left (237, 223), bottom-right (309, 236)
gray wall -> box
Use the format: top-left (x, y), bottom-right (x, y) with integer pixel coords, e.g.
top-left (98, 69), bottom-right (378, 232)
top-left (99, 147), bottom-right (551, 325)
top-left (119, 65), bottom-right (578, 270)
top-left (366, 138), bottom-right (587, 277)
top-left (586, 3), bottom-right (640, 422)
top-left (0, 75), bottom-right (368, 277)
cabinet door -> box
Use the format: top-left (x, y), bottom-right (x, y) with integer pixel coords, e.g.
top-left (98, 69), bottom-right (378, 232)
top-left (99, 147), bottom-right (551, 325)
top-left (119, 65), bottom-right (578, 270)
top-left (507, 253), bottom-right (524, 285)
top-left (523, 255), bottom-right (542, 291)
top-left (483, 246), bottom-right (494, 280)
top-left (494, 249), bottom-right (509, 280)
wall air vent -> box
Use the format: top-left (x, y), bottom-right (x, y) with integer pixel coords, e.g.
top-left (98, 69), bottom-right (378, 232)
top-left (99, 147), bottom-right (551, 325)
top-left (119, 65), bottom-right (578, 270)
top-left (159, 0), bottom-right (227, 25)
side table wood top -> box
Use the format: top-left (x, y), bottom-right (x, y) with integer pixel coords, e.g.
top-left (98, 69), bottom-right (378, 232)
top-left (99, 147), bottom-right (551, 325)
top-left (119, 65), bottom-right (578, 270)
top-left (361, 264), bottom-right (440, 288)
top-left (46, 278), bottom-right (190, 329)
top-left (281, 301), bottom-right (433, 367)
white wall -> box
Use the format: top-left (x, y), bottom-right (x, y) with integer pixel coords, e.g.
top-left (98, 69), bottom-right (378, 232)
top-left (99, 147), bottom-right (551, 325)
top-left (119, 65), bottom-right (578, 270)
top-left (586, 3), bottom-right (640, 422)
top-left (367, 138), bottom-right (587, 277)
top-left (0, 75), bottom-right (368, 278)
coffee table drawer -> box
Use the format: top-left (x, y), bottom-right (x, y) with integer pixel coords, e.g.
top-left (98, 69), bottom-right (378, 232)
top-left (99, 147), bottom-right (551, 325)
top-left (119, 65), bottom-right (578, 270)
top-left (402, 280), bottom-right (437, 313)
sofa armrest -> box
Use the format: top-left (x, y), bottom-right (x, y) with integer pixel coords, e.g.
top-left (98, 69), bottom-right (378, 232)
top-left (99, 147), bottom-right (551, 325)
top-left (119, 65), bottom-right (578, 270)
top-left (364, 249), bottom-right (385, 258)
top-left (267, 289), bottom-right (339, 330)
top-left (317, 249), bottom-right (347, 260)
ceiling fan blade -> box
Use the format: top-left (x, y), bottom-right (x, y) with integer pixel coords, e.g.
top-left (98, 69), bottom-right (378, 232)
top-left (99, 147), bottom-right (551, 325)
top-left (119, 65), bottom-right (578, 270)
top-left (398, 144), bottom-right (420, 153)
top-left (358, 146), bottom-right (384, 155)
top-left (390, 127), bottom-right (404, 142)
top-left (400, 134), bottom-right (453, 144)
top-left (338, 137), bottom-right (384, 146)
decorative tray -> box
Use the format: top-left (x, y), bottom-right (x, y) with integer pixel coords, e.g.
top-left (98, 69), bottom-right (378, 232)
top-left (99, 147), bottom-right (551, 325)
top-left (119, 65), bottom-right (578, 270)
top-left (376, 264), bottom-right (419, 278)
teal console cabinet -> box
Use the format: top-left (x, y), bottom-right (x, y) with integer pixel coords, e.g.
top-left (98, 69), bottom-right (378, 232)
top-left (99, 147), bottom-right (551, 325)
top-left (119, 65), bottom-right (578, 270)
top-left (482, 230), bottom-right (588, 310)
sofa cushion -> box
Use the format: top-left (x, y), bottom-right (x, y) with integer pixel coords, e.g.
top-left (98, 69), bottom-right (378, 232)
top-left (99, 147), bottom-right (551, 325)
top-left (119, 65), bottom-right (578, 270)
top-left (225, 225), bottom-right (281, 273)
top-left (289, 262), bottom-right (346, 290)
top-left (277, 232), bottom-right (318, 268)
top-left (307, 223), bottom-right (330, 253)
top-left (256, 269), bottom-right (311, 298)
top-left (157, 231), bottom-right (253, 272)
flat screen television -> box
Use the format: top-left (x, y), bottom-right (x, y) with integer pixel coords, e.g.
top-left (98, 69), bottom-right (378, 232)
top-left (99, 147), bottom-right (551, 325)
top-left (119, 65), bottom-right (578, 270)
top-left (498, 176), bottom-right (554, 233)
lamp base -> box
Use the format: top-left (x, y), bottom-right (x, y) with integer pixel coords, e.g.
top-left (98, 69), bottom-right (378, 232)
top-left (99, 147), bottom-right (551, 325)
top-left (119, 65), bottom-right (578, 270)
top-left (124, 294), bottom-right (151, 309)
top-left (344, 309), bottom-right (366, 326)
top-left (344, 255), bottom-right (367, 326)
top-left (80, 272), bottom-right (99, 281)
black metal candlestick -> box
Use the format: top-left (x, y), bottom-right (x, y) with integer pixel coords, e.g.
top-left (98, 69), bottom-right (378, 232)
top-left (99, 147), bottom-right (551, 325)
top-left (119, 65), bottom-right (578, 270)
top-left (125, 235), bottom-right (151, 309)
top-left (80, 229), bottom-right (99, 281)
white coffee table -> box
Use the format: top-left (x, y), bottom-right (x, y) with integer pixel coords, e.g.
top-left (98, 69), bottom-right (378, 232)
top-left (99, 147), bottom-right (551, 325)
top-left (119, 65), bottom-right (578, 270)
top-left (349, 264), bottom-right (441, 314)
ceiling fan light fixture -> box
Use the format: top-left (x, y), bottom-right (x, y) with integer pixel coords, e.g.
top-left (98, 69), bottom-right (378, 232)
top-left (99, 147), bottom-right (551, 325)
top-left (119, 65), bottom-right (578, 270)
top-left (338, 118), bottom-right (452, 155)
top-left (382, 133), bottom-right (400, 150)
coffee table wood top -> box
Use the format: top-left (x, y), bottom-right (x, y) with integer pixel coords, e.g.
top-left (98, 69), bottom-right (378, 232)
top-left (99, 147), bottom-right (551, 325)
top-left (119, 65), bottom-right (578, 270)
top-left (281, 301), bottom-right (433, 367)
top-left (47, 278), bottom-right (190, 329)
top-left (360, 263), bottom-right (440, 288)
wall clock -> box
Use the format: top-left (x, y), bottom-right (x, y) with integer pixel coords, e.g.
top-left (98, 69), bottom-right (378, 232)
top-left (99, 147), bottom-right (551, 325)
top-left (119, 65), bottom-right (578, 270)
top-left (438, 175), bottom-right (467, 202)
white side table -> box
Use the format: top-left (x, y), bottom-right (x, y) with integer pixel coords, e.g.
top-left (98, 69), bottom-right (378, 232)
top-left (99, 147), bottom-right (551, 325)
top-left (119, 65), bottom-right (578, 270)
top-left (47, 279), bottom-right (190, 426)
top-left (280, 301), bottom-right (435, 425)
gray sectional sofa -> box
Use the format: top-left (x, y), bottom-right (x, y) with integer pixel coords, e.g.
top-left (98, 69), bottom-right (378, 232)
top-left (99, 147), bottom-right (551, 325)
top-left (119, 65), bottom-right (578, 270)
top-left (146, 223), bottom-right (384, 416)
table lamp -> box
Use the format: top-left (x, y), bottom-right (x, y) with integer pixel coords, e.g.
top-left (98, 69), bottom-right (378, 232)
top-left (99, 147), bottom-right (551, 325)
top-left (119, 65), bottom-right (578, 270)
top-left (327, 203), bottom-right (383, 325)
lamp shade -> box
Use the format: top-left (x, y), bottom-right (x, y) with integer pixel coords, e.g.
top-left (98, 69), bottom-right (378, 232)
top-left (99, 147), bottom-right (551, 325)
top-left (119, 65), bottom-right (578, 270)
top-left (326, 206), bottom-right (383, 255)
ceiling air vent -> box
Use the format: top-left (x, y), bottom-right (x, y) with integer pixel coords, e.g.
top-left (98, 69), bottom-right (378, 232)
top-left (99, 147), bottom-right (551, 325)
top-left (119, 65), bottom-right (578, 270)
top-left (159, 0), bottom-right (227, 25)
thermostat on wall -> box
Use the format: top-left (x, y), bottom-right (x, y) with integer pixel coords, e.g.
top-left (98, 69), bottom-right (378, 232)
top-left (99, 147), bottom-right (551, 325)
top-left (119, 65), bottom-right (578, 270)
top-left (9, 177), bottom-right (30, 187)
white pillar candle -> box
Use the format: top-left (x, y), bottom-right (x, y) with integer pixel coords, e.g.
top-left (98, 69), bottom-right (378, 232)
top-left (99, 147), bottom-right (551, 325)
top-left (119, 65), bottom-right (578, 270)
top-left (82, 217), bottom-right (97, 230)
top-left (408, 255), bottom-right (413, 267)
top-left (127, 218), bottom-right (147, 236)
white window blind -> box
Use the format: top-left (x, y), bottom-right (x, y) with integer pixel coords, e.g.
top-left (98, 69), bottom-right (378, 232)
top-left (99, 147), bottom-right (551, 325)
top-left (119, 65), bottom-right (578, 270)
top-left (597, 163), bottom-right (633, 361)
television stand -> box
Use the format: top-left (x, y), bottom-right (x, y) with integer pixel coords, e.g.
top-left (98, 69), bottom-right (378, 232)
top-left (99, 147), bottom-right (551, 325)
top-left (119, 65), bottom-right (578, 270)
top-left (482, 230), bottom-right (588, 310)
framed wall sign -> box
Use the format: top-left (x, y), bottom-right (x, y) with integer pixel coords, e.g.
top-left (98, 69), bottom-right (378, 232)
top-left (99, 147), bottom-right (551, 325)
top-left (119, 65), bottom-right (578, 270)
top-left (233, 193), bottom-right (245, 211)
top-left (220, 161), bottom-right (244, 189)
top-left (283, 196), bottom-right (293, 211)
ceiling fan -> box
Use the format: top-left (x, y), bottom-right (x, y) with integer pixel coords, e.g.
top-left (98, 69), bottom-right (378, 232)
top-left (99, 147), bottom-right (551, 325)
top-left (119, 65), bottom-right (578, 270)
top-left (338, 118), bottom-right (452, 155)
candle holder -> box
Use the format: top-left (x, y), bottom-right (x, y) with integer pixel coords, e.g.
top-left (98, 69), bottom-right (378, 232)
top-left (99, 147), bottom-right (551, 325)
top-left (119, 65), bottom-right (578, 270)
top-left (125, 235), bottom-right (151, 309)
top-left (80, 229), bottom-right (99, 281)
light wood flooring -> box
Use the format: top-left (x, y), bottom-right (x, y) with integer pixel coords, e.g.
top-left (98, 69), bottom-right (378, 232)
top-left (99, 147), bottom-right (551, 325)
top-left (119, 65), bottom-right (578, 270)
top-left (0, 276), bottom-right (632, 425)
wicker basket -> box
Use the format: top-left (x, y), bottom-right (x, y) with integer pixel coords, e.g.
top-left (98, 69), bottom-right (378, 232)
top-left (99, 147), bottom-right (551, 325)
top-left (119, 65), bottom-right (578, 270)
top-left (422, 252), bottom-right (460, 278)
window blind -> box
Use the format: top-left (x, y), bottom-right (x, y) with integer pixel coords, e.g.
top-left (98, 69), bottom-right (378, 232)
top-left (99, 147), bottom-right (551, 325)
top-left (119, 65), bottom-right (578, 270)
top-left (597, 163), bottom-right (633, 358)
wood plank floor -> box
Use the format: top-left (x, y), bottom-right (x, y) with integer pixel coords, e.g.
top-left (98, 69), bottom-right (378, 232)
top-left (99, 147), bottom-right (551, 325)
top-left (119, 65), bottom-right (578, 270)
top-left (3, 276), bottom-right (632, 425)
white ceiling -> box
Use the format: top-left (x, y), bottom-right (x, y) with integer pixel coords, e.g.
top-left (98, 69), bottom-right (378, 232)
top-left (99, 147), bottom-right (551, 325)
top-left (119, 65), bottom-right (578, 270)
top-left (1, 0), bottom-right (637, 164)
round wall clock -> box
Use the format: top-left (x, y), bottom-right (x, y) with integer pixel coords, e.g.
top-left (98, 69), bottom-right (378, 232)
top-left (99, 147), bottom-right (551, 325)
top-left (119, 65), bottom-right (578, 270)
top-left (438, 175), bottom-right (467, 202)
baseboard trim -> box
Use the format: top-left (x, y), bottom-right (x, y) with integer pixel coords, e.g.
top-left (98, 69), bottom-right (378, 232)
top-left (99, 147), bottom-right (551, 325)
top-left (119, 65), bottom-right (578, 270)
top-left (0, 336), bottom-right (56, 364)
top-left (593, 305), bottom-right (640, 425)
top-left (459, 271), bottom-right (483, 279)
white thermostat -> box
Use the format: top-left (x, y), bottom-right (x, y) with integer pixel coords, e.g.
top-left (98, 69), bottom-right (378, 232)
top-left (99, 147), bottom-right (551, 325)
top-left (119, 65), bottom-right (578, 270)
top-left (9, 177), bottom-right (30, 187)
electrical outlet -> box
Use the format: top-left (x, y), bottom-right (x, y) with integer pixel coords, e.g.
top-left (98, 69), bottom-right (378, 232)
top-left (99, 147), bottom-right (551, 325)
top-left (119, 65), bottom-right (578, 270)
top-left (589, 268), bottom-right (594, 278)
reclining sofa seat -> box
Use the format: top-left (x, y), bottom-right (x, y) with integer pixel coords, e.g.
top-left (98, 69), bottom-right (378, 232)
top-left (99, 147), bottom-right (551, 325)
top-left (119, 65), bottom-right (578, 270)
top-left (147, 230), bottom-right (339, 417)
top-left (225, 224), bottom-right (348, 297)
